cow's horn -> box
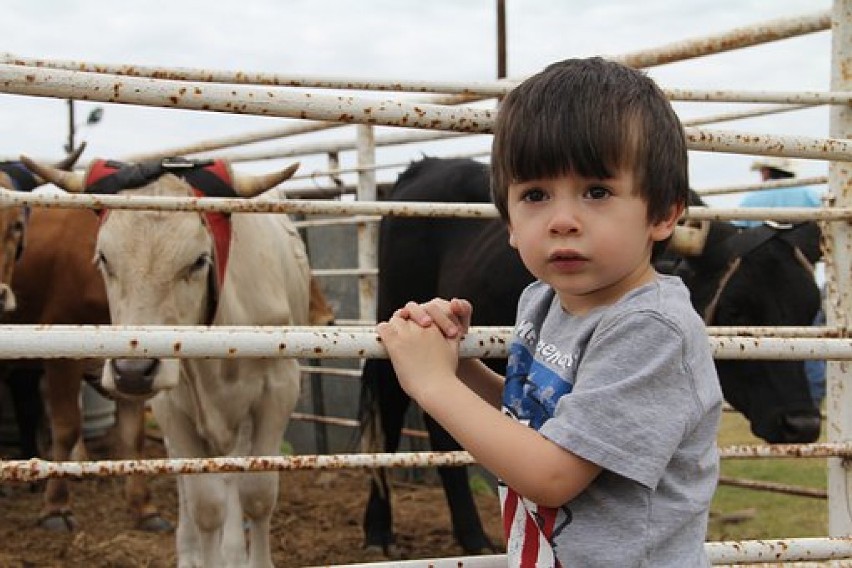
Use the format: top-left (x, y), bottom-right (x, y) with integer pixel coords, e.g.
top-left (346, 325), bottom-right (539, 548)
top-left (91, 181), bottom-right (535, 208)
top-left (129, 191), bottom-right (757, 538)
top-left (19, 156), bottom-right (86, 193)
top-left (53, 142), bottom-right (87, 172)
top-left (669, 220), bottom-right (710, 256)
top-left (12, 143), bottom-right (87, 189)
top-left (232, 162), bottom-right (300, 197)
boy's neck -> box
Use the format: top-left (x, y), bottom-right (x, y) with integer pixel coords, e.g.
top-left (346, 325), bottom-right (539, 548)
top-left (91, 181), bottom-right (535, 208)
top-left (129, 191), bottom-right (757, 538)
top-left (556, 264), bottom-right (659, 316)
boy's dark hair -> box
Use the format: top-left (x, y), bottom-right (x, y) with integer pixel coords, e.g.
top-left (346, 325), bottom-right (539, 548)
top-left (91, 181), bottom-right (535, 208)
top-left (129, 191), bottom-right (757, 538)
top-left (491, 57), bottom-right (689, 226)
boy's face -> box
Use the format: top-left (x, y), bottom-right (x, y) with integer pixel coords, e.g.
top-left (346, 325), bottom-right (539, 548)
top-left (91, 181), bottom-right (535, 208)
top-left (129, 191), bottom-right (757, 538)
top-left (506, 170), bottom-right (680, 315)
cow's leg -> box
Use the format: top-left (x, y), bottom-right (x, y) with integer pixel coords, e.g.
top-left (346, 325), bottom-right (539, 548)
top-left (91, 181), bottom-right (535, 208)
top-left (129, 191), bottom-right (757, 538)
top-left (240, 365), bottom-right (297, 568)
top-left (175, 475), bottom-right (202, 568)
top-left (222, 474), bottom-right (248, 567)
top-left (38, 359), bottom-right (83, 531)
top-left (180, 472), bottom-right (227, 567)
top-left (362, 358), bottom-right (410, 556)
top-left (152, 393), bottom-right (224, 568)
top-left (424, 413), bottom-right (496, 554)
top-left (238, 469), bottom-right (278, 568)
top-left (6, 363), bottom-right (44, 460)
top-left (113, 396), bottom-right (173, 532)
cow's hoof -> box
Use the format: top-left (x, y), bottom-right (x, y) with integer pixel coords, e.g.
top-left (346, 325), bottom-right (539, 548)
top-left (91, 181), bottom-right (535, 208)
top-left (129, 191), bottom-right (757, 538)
top-left (363, 543), bottom-right (403, 560)
top-left (458, 532), bottom-right (499, 555)
top-left (37, 510), bottom-right (78, 532)
top-left (135, 513), bottom-right (174, 533)
top-left (463, 543), bottom-right (500, 555)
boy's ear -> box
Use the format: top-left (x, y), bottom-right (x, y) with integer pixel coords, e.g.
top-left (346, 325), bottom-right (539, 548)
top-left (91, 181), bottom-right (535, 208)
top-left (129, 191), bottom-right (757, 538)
top-left (651, 203), bottom-right (685, 242)
top-left (508, 226), bottom-right (518, 248)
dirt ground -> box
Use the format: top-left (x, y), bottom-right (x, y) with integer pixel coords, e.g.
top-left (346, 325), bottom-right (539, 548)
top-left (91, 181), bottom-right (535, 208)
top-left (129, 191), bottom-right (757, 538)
top-left (0, 434), bottom-right (504, 568)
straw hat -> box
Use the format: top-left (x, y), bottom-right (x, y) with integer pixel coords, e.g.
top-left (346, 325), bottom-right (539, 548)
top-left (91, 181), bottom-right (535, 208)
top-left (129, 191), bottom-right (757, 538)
top-left (750, 157), bottom-right (796, 175)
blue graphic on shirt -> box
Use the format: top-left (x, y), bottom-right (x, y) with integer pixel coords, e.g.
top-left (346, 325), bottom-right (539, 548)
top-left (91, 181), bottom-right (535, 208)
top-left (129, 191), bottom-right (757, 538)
top-left (503, 340), bottom-right (574, 431)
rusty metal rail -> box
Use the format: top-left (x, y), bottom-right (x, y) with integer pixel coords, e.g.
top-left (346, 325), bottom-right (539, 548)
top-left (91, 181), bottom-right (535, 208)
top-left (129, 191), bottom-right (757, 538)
top-left (0, 325), bottom-right (846, 360)
top-left (3, 443), bottom-right (851, 483)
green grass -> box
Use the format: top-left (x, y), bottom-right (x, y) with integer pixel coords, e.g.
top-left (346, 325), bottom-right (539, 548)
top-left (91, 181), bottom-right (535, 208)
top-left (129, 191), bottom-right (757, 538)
top-left (708, 411), bottom-right (827, 541)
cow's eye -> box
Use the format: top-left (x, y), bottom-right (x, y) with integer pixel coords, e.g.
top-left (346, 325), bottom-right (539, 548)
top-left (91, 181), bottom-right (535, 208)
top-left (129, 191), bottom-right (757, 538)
top-left (188, 254), bottom-right (211, 274)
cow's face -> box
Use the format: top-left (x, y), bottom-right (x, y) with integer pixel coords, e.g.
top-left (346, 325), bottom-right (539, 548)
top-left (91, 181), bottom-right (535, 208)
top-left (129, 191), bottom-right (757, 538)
top-left (16, 156), bottom-right (301, 400)
top-left (0, 206), bottom-right (24, 314)
top-left (0, 173), bottom-right (26, 314)
top-left (679, 222), bottom-right (822, 443)
top-left (96, 176), bottom-right (213, 398)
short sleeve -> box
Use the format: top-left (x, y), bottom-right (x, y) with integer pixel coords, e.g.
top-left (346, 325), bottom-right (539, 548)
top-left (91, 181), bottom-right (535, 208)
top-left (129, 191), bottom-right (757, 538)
top-left (538, 311), bottom-right (703, 489)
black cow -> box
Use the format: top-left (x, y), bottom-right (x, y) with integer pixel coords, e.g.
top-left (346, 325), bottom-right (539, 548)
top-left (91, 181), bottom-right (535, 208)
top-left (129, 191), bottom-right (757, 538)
top-left (359, 156), bottom-right (822, 556)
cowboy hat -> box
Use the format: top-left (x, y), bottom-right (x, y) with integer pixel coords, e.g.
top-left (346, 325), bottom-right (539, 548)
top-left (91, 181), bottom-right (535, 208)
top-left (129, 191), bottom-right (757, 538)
top-left (750, 157), bottom-right (796, 175)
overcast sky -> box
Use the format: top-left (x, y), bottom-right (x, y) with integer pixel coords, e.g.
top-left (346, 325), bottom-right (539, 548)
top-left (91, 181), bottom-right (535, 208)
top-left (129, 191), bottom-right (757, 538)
top-left (0, 0), bottom-right (835, 206)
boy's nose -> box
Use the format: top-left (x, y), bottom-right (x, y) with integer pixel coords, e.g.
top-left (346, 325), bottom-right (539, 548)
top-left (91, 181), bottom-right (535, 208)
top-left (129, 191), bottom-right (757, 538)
top-left (548, 209), bottom-right (580, 235)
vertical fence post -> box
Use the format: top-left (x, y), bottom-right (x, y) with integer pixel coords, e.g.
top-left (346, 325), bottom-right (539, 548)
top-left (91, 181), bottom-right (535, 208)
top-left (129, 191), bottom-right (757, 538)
top-left (327, 151), bottom-right (344, 190)
top-left (355, 125), bottom-right (378, 324)
top-left (827, 0), bottom-right (852, 536)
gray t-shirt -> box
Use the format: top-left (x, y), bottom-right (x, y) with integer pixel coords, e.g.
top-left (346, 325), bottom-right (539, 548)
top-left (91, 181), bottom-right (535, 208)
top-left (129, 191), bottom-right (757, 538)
top-left (499, 275), bottom-right (722, 567)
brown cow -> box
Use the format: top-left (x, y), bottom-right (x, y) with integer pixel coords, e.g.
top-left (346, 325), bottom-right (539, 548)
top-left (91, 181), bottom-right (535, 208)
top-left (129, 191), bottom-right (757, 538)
top-left (0, 154), bottom-right (172, 532)
top-left (6, 207), bottom-right (174, 531)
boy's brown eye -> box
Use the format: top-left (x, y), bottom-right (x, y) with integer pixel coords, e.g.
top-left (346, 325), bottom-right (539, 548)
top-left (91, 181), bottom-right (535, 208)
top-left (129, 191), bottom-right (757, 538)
top-left (521, 188), bottom-right (546, 202)
top-left (586, 186), bottom-right (611, 200)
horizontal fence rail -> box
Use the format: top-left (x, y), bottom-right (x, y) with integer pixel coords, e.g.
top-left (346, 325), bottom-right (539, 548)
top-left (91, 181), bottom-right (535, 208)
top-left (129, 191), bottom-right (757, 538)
top-left (0, 9), bottom-right (830, 99)
top-left (329, 538), bottom-right (852, 567)
top-left (682, 103), bottom-right (818, 128)
top-left (325, 537), bottom-right (852, 566)
top-left (0, 451), bottom-right (478, 482)
top-left (0, 190), bottom-right (848, 223)
top-left (0, 8), bottom-right (823, 170)
top-left (4, 443), bottom-right (851, 482)
top-left (2, 65), bottom-right (851, 161)
top-left (696, 175), bottom-right (829, 197)
top-left (200, 129), bottom-right (476, 165)
top-left (0, 325), bottom-right (847, 360)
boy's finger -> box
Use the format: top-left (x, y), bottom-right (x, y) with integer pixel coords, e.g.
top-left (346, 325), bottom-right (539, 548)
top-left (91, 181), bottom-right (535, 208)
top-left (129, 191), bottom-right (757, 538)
top-left (423, 304), bottom-right (460, 337)
top-left (403, 301), bottom-right (433, 326)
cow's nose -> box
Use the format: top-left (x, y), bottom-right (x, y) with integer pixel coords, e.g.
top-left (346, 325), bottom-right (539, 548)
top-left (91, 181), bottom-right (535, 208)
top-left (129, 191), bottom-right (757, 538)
top-left (110, 358), bottom-right (159, 396)
top-left (779, 411), bottom-right (821, 443)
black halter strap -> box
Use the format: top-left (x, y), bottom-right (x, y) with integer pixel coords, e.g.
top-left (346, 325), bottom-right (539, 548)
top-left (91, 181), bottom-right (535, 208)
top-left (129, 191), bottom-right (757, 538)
top-left (85, 158), bottom-right (232, 195)
top-left (0, 162), bottom-right (40, 192)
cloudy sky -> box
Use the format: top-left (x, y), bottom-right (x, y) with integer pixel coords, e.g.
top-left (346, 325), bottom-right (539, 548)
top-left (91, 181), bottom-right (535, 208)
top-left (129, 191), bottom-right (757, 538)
top-left (0, 0), bottom-right (835, 206)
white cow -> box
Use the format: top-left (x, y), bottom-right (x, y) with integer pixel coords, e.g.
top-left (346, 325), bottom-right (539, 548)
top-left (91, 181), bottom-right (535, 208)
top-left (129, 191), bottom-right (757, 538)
top-left (23, 157), bottom-right (310, 568)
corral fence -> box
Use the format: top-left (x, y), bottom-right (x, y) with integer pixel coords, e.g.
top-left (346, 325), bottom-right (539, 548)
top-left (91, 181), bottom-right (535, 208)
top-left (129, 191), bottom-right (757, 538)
top-left (1, 2), bottom-right (852, 566)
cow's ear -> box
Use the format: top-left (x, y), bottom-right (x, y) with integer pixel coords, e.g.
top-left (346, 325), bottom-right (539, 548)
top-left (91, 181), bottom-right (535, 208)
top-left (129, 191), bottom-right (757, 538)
top-left (788, 222), bottom-right (822, 264)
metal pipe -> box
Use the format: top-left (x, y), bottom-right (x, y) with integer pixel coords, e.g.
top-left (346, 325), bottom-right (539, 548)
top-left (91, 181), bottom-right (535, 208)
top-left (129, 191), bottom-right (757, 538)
top-left (0, 10), bottom-right (830, 99)
top-left (2, 65), bottom-right (851, 162)
top-left (696, 176), bottom-right (828, 197)
top-left (0, 325), bottom-right (847, 360)
top-left (3, 442), bottom-right (852, 482)
top-left (1, 191), bottom-right (850, 223)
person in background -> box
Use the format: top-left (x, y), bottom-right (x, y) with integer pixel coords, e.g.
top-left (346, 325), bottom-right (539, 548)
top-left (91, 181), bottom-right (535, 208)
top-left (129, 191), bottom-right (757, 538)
top-left (737, 157), bottom-right (822, 227)
top-left (739, 156), bottom-right (826, 407)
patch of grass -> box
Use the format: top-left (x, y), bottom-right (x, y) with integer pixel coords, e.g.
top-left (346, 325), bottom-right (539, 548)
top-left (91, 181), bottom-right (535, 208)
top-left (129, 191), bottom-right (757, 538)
top-left (469, 473), bottom-right (496, 497)
top-left (708, 411), bottom-right (827, 541)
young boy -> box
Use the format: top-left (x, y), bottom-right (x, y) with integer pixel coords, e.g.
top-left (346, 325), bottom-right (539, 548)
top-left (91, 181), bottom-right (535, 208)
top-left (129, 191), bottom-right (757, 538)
top-left (377, 57), bottom-right (722, 567)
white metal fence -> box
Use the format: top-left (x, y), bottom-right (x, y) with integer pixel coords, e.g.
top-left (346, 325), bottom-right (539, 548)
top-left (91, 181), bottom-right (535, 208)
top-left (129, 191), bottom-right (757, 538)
top-left (0, 3), bottom-right (850, 566)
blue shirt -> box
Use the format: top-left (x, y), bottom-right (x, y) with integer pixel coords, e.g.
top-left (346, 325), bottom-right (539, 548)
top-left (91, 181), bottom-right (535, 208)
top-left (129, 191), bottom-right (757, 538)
top-left (736, 185), bottom-right (823, 227)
